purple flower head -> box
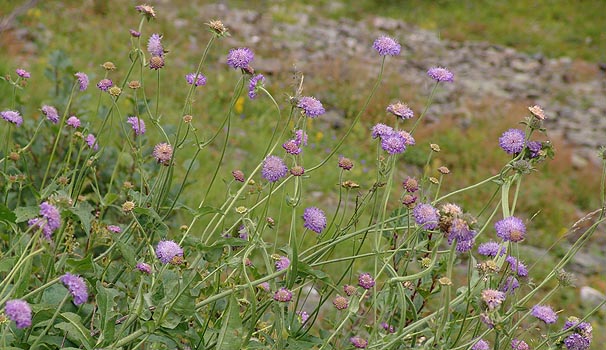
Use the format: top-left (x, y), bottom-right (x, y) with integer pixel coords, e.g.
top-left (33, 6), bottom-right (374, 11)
top-left (238, 225), bottom-right (248, 240)
top-left (153, 142), bottom-right (173, 166)
top-left (303, 207), bottom-right (327, 234)
top-left (227, 47), bottom-right (254, 69)
top-left (86, 133), bottom-right (98, 151)
top-left (1, 110), bottom-right (23, 127)
top-left (61, 273), bottom-right (88, 305)
top-left (28, 201), bottom-right (61, 239)
top-left (261, 155), bottom-right (288, 182)
top-left (373, 35), bottom-right (401, 56)
top-left (129, 29), bottom-right (141, 37)
top-left (344, 284), bottom-right (356, 296)
top-left (413, 203), bottom-right (439, 230)
top-left (127, 116), bottom-right (146, 136)
top-left (107, 225), bottom-right (122, 233)
top-left (505, 256), bottom-right (528, 277)
top-left (294, 129), bottom-right (308, 146)
top-left (338, 156), bottom-right (354, 170)
top-left (66, 116), bottom-right (81, 128)
top-left (41, 105), bottom-right (59, 124)
top-left (478, 241), bottom-right (506, 257)
top-left (147, 33), bottom-right (164, 57)
top-left (472, 339), bottom-right (490, 350)
top-left (75, 72), bottom-right (89, 91)
top-left (282, 140), bottom-right (302, 155)
top-left (499, 129), bottom-right (526, 155)
top-left (273, 288), bottom-right (292, 302)
top-left (136, 262), bottom-right (152, 274)
top-left (456, 237), bottom-right (475, 253)
top-left (97, 78), bottom-right (113, 91)
top-left (350, 336), bottom-right (368, 349)
top-left (248, 74), bottom-right (265, 99)
top-left (381, 322), bottom-right (395, 333)
top-left (527, 140), bottom-right (542, 158)
top-left (480, 312), bottom-right (495, 329)
top-left (481, 289), bottom-right (506, 310)
top-left (232, 170), bottom-right (245, 182)
top-left (531, 304), bottom-right (558, 324)
top-left (563, 317), bottom-right (592, 336)
top-left (185, 72), bottom-right (207, 87)
top-left (500, 276), bottom-right (520, 294)
top-left (371, 123), bottom-right (393, 139)
top-left (16, 68), bottom-right (31, 79)
top-left (275, 256), bottom-right (290, 271)
top-left (427, 66), bottom-right (454, 82)
top-left (4, 299), bottom-right (32, 328)
top-left (358, 272), bottom-right (375, 290)
top-left (259, 282), bottom-right (270, 292)
top-left (398, 130), bottom-right (416, 146)
top-left (297, 96), bottom-right (325, 118)
top-left (564, 333), bottom-right (591, 350)
top-left (381, 132), bottom-right (407, 154)
top-left (387, 102), bottom-right (414, 119)
top-left (156, 240), bottom-right (183, 264)
top-left (511, 339), bottom-right (529, 350)
top-left (297, 310), bottom-right (309, 324)
top-left (495, 216), bottom-right (526, 242)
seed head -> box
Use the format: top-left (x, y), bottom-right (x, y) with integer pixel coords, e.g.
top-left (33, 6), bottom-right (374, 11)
top-left (102, 61), bottom-right (116, 71)
top-left (332, 295), bottom-right (348, 310)
top-left (122, 201), bottom-right (135, 213)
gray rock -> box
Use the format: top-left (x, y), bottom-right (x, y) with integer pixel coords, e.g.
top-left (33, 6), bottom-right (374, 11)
top-left (580, 286), bottom-right (606, 310)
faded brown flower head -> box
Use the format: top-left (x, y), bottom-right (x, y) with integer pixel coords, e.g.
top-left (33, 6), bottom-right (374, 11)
top-left (341, 180), bottom-right (360, 189)
top-left (528, 105), bottom-right (546, 120)
top-left (128, 80), bottom-right (141, 89)
top-left (438, 277), bottom-right (452, 286)
top-left (338, 157), bottom-right (354, 171)
top-left (402, 194), bottom-right (417, 208)
top-left (108, 86), bottom-right (122, 97)
top-left (206, 19), bottom-right (229, 37)
top-left (149, 56), bottom-right (165, 70)
top-left (9, 152), bottom-right (19, 161)
top-left (437, 166), bottom-right (450, 175)
top-left (232, 170), bottom-right (245, 182)
top-left (343, 284), bottom-right (356, 296)
top-left (183, 115), bottom-right (193, 123)
top-left (430, 143), bottom-right (441, 152)
top-left (122, 201), bottom-right (135, 213)
top-left (402, 177), bottom-right (418, 192)
top-left (332, 295), bottom-right (349, 310)
top-left (123, 181), bottom-right (133, 189)
top-left (102, 61), bottom-right (116, 71)
top-left (428, 176), bottom-right (439, 184)
top-left (135, 4), bottom-right (156, 19)
top-left (290, 165), bottom-right (305, 176)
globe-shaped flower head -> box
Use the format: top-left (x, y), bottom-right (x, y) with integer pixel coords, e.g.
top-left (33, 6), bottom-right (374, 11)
top-left (1, 110), bottom-right (23, 127)
top-left (413, 203), bottom-right (439, 230)
top-left (75, 72), bottom-right (89, 91)
top-left (472, 339), bottom-right (489, 350)
top-left (373, 35), bottom-right (401, 56)
top-left (227, 47), bottom-right (254, 69)
top-left (61, 273), bottom-right (88, 305)
top-left (185, 72), bottom-right (207, 86)
top-left (4, 299), bottom-right (32, 329)
top-left (153, 142), bottom-right (173, 166)
top-left (495, 216), bottom-right (526, 242)
top-left (273, 288), bottom-right (292, 302)
top-left (427, 66), bottom-right (454, 82)
top-left (156, 240), bottom-right (183, 264)
top-left (303, 207), bottom-right (327, 234)
top-left (386, 102), bottom-right (414, 119)
top-left (358, 272), bottom-right (375, 289)
top-left (127, 116), bottom-right (146, 136)
top-left (147, 33), bottom-right (164, 57)
top-left (297, 96), bottom-right (325, 118)
top-left (261, 155), bottom-right (288, 182)
top-left (381, 132), bottom-right (406, 154)
top-left (531, 304), bottom-right (558, 324)
top-left (499, 129), bottom-right (526, 154)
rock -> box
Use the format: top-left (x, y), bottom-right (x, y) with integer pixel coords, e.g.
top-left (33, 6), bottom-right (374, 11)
top-left (579, 286), bottom-right (606, 310)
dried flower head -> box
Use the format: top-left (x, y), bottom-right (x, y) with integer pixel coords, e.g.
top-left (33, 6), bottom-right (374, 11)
top-left (402, 194), bottom-right (417, 207)
top-left (128, 80), bottom-right (141, 89)
top-left (338, 156), bottom-right (354, 170)
top-left (108, 86), bottom-right (122, 97)
top-left (437, 166), bottom-right (450, 174)
top-left (282, 140), bottom-right (301, 155)
top-left (430, 143), bottom-right (441, 152)
top-left (290, 165), bottom-right (305, 176)
top-left (343, 284), bottom-right (356, 296)
top-left (153, 142), bottom-right (173, 166)
top-left (528, 105), bottom-right (546, 120)
top-left (232, 170), bottom-right (245, 182)
top-left (373, 35), bottom-right (401, 56)
top-left (206, 19), bottom-right (229, 37)
top-left (149, 56), bottom-right (165, 70)
top-left (332, 295), bottom-right (349, 310)
top-left (135, 4), bottom-right (156, 19)
top-left (183, 115), bottom-right (193, 123)
top-left (102, 61), bottom-right (116, 71)
top-left (402, 177), bottom-right (419, 192)
top-left (122, 201), bottom-right (135, 213)
top-left (358, 272), bottom-right (375, 289)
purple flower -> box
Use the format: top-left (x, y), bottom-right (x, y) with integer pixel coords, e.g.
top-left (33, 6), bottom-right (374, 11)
top-left (358, 272), bottom-right (375, 290)
top-left (86, 133), bottom-right (98, 151)
top-left (398, 131), bottom-right (416, 146)
top-left (481, 289), bottom-right (506, 310)
top-left (259, 282), bottom-right (270, 292)
top-left (563, 317), bottom-right (592, 335)
top-left (16, 68), bottom-right (31, 79)
top-left (427, 66), bottom-right (454, 82)
top-left (527, 140), bottom-right (542, 158)
top-left (297, 310), bottom-right (309, 324)
top-left (505, 256), bottom-right (528, 277)
top-left (185, 72), bottom-right (207, 86)
top-left (499, 129), bottom-right (526, 154)
top-left (381, 132), bottom-right (407, 154)
top-left (156, 240), bottom-right (183, 264)
top-left (472, 339), bottom-right (490, 350)
top-left (227, 47), bottom-right (254, 69)
top-left (153, 143), bottom-right (173, 166)
top-left (531, 304), bottom-right (558, 324)
top-left (4, 299), bottom-right (32, 328)
top-left (303, 207), bottom-right (327, 234)
top-left (28, 201), bottom-right (61, 239)
top-left (1, 110), bottom-right (23, 126)
top-left (261, 155), bottom-right (288, 182)
top-left (127, 116), bottom-right (146, 136)
top-left (136, 262), bottom-right (152, 274)
top-left (147, 33), bottom-right (164, 57)
top-left (275, 256), bottom-right (290, 271)
top-left (371, 123), bottom-right (393, 139)
top-left (373, 35), bottom-right (401, 56)
top-left (282, 140), bottom-right (302, 155)
top-left (248, 74), bottom-right (265, 99)
top-left (413, 203), bottom-right (439, 230)
top-left (495, 216), bottom-right (526, 242)
top-left (381, 322), bottom-right (395, 333)
top-left (273, 288), bottom-right (292, 302)
top-left (500, 276), bottom-right (520, 294)
top-left (61, 273), bottom-right (88, 305)
top-left (350, 336), bottom-right (368, 349)
top-left (129, 29), bottom-right (141, 37)
top-left (107, 225), bottom-right (122, 233)
top-left (66, 116), bottom-right (81, 128)
top-left (511, 339), bottom-right (529, 350)
top-left (75, 72), bottom-right (89, 91)
top-left (564, 333), bottom-right (591, 350)
top-left (387, 102), bottom-right (414, 119)
top-left (333, 295), bottom-right (348, 310)
top-left (478, 241), bottom-right (506, 257)
top-left (294, 129), bottom-right (308, 146)
top-left (297, 96), bottom-right (325, 118)
top-left (41, 105), bottom-right (59, 124)
top-left (338, 156), bottom-right (354, 170)
top-left (97, 78), bottom-right (113, 91)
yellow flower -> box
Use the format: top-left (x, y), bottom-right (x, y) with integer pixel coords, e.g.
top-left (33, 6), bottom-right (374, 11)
top-left (235, 96), bottom-right (244, 114)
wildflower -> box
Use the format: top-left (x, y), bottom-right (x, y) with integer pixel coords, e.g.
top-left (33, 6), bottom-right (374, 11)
top-left (61, 273), bottom-right (88, 305)
top-left (149, 56), bottom-right (165, 70)
top-left (427, 66), bottom-right (454, 82)
top-left (527, 141), bottom-right (542, 158)
top-left (297, 310), bottom-right (309, 324)
top-left (499, 129), bottom-right (526, 154)
top-left (207, 19), bottom-right (229, 36)
top-left (4, 299), bottom-right (32, 328)
top-left (556, 269), bottom-right (576, 287)
top-left (500, 276), bottom-right (520, 293)
top-left (153, 142), bottom-right (173, 166)
top-left (185, 72), bottom-right (207, 86)
top-left (85, 134), bottom-right (98, 151)
top-left (108, 86), bottom-right (122, 97)
top-left (438, 277), bottom-right (452, 285)
top-left (74, 72), bottom-right (89, 91)
top-left (398, 130), bottom-right (416, 146)
top-left (135, 4), bottom-right (156, 19)
top-left (338, 156), bottom-right (354, 170)
top-left (531, 304), bottom-right (558, 324)
top-left (16, 68), bottom-right (30, 79)
top-left (481, 289), bottom-right (506, 310)
top-left (1, 110), bottom-right (23, 126)
top-left (290, 165), bottom-right (305, 176)
top-left (413, 203), bottom-right (439, 230)
top-left (275, 256), bottom-right (290, 271)
top-left (381, 322), bottom-right (395, 333)
top-left (437, 166), bottom-right (450, 174)
top-left (387, 101), bottom-right (414, 119)
top-left (261, 155), bottom-right (288, 182)
top-left (371, 123), bottom-right (393, 139)
top-left (107, 225), bottom-right (121, 233)
top-left (297, 96), bottom-right (325, 118)
top-left (227, 47), bottom-right (254, 69)
top-left (122, 201), bottom-right (135, 213)
top-left (350, 336), bottom-right (368, 349)
top-left (134, 263), bottom-right (151, 274)
top-left (129, 29), bottom-right (141, 37)
top-left (563, 317), bottom-right (593, 336)
top-left (156, 240), bottom-right (183, 264)
top-left (282, 140), bottom-right (301, 155)
top-left (232, 170), bottom-right (245, 182)
top-left (528, 105), bottom-right (546, 120)
top-left (303, 207), bottom-right (327, 234)
top-left (343, 284), bottom-right (356, 296)
top-left (248, 74), bottom-right (265, 99)
top-left (511, 339), bottom-right (529, 350)
top-left (430, 143), bottom-right (441, 152)
top-left (449, 218), bottom-right (476, 253)
top-left (258, 282), bottom-right (270, 292)
top-left (495, 216), bottom-right (526, 242)
top-left (472, 339), bottom-right (490, 350)
top-left (128, 80), bottom-right (141, 89)
top-left (294, 130), bottom-right (308, 146)
top-left (505, 256), bottom-right (529, 277)
top-left (373, 35), bottom-right (401, 56)
top-left (381, 132), bottom-right (406, 154)
top-left (402, 177), bottom-right (419, 192)
top-left (127, 116), bottom-right (146, 136)
top-left (97, 78), bottom-right (113, 91)
top-left (480, 312), bottom-right (495, 329)
top-left (564, 333), bottom-right (591, 350)
top-left (333, 295), bottom-right (349, 310)
top-left (273, 288), bottom-right (292, 302)
top-left (147, 34), bottom-right (164, 57)
top-left (28, 201), bottom-right (61, 239)
top-left (477, 241), bottom-right (506, 257)
top-left (102, 62), bottom-right (116, 71)
top-left (402, 194), bottom-right (417, 207)
top-left (358, 273), bottom-right (375, 290)
top-left (183, 115), bottom-right (193, 123)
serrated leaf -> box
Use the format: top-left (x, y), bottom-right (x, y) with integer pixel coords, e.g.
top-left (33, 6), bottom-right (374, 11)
top-left (68, 201), bottom-right (94, 234)
top-left (55, 312), bottom-right (93, 350)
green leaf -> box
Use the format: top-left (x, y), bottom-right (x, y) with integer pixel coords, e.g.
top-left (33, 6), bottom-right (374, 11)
top-left (0, 204), bottom-right (16, 224)
top-left (118, 240), bottom-right (136, 266)
top-left (65, 254), bottom-right (95, 275)
top-left (296, 261), bottom-right (331, 284)
top-left (216, 294), bottom-right (243, 350)
top-left (95, 281), bottom-right (121, 345)
top-left (0, 257), bottom-right (16, 273)
top-left (195, 205), bottom-right (223, 218)
top-left (14, 206), bottom-right (39, 223)
top-left (68, 201), bottom-right (94, 234)
top-left (55, 312), bottom-right (93, 350)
